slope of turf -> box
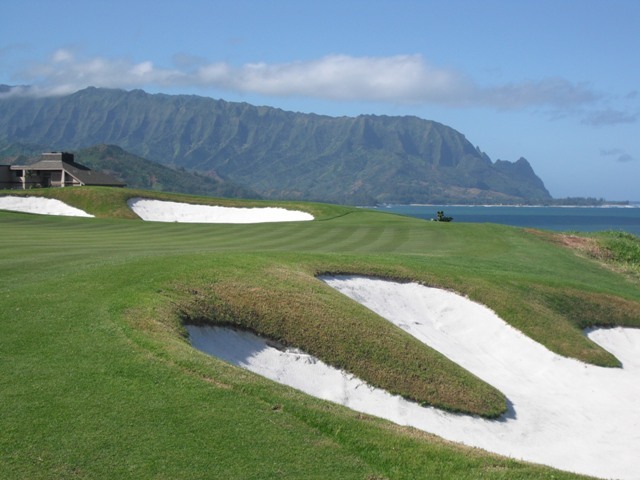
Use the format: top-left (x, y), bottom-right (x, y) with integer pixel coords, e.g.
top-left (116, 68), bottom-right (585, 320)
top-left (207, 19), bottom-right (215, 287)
top-left (2, 186), bottom-right (638, 479)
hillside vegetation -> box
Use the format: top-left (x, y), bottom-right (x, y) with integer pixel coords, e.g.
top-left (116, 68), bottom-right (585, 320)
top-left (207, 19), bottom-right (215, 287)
top-left (1, 143), bottom-right (260, 199)
top-left (0, 87), bottom-right (551, 204)
top-left (2, 187), bottom-right (638, 479)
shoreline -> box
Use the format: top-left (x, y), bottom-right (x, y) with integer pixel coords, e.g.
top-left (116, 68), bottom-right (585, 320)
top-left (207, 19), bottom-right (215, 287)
top-left (369, 202), bottom-right (639, 208)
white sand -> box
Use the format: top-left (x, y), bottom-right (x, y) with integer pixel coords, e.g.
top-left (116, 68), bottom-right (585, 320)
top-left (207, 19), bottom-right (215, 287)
top-left (0, 195), bottom-right (94, 217)
top-left (128, 197), bottom-right (314, 223)
top-left (187, 276), bottom-right (640, 480)
top-left (0, 195), bottom-right (314, 223)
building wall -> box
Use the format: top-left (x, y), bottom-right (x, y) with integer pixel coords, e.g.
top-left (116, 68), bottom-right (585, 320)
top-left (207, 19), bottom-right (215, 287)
top-left (0, 165), bottom-right (21, 189)
top-left (0, 165), bottom-right (11, 188)
top-left (50, 171), bottom-right (63, 187)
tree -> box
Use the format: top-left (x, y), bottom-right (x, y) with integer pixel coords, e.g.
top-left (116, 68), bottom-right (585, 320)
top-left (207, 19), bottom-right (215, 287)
top-left (435, 210), bottom-right (453, 222)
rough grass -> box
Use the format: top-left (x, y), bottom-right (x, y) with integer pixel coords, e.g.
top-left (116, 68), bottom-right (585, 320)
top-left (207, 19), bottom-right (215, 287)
top-left (595, 231), bottom-right (640, 278)
top-left (1, 186), bottom-right (637, 479)
top-left (539, 229), bottom-right (640, 283)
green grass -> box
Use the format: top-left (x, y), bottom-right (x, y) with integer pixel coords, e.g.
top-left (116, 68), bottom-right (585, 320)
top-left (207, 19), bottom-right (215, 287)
top-left (2, 187), bottom-right (638, 479)
top-left (596, 230), bottom-right (640, 275)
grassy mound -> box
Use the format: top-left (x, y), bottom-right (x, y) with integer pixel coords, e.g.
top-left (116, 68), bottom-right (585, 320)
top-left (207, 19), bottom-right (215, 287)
top-left (175, 256), bottom-right (506, 417)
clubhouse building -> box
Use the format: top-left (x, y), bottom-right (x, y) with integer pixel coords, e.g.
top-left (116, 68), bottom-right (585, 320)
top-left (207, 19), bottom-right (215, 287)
top-left (0, 152), bottom-right (125, 189)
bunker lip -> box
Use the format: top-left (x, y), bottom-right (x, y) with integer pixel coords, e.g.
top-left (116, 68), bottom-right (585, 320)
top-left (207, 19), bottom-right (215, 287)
top-left (187, 275), bottom-right (640, 480)
top-left (127, 197), bottom-right (314, 223)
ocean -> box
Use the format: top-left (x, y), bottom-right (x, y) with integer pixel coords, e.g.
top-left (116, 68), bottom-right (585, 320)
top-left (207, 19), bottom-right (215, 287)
top-left (370, 204), bottom-right (640, 236)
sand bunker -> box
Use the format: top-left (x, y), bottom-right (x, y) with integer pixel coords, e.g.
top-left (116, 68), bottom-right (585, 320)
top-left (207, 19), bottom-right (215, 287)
top-left (0, 195), bottom-right (94, 217)
top-left (187, 276), bottom-right (640, 480)
top-left (1, 195), bottom-right (314, 223)
top-left (128, 198), bottom-right (314, 223)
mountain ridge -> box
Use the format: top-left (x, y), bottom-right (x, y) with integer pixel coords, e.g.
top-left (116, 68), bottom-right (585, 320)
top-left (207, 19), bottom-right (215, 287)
top-left (0, 86), bottom-right (551, 204)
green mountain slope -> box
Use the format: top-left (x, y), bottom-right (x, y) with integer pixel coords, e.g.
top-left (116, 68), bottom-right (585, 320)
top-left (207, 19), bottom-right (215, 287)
top-left (0, 87), bottom-right (551, 204)
top-left (0, 143), bottom-right (259, 198)
top-left (75, 144), bottom-right (259, 198)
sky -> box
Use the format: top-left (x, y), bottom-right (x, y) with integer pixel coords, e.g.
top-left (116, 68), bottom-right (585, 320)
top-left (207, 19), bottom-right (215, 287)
top-left (1, 0), bottom-right (639, 201)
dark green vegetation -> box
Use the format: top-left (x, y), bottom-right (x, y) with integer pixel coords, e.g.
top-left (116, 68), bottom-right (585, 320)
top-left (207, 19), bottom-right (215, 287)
top-left (1, 143), bottom-right (259, 198)
top-left (76, 144), bottom-right (260, 198)
top-left (2, 187), bottom-right (638, 479)
top-left (435, 210), bottom-right (454, 222)
top-left (0, 87), bottom-right (551, 204)
top-left (597, 231), bottom-right (640, 270)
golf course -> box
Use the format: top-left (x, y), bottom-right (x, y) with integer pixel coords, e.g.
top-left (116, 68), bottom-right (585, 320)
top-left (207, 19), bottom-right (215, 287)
top-left (2, 187), bottom-right (639, 479)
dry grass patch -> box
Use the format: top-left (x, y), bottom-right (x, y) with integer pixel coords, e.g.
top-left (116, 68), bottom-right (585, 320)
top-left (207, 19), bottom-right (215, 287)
top-left (531, 229), bottom-right (640, 283)
top-left (527, 229), bottom-right (604, 258)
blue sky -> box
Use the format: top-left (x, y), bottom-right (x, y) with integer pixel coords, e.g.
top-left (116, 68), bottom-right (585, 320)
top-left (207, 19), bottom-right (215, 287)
top-left (2, 0), bottom-right (638, 200)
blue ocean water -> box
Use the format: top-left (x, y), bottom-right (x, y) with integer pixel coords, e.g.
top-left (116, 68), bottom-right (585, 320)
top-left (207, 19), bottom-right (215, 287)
top-left (371, 204), bottom-right (640, 236)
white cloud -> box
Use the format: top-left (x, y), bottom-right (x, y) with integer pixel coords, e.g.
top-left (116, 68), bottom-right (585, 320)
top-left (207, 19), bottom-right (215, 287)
top-left (130, 61), bottom-right (155, 77)
top-left (4, 51), bottom-right (602, 113)
top-left (601, 148), bottom-right (636, 163)
top-left (205, 55), bottom-right (474, 104)
top-left (486, 78), bottom-right (598, 110)
top-left (582, 108), bottom-right (638, 126)
top-left (51, 48), bottom-right (74, 63)
top-left (13, 50), bottom-right (186, 95)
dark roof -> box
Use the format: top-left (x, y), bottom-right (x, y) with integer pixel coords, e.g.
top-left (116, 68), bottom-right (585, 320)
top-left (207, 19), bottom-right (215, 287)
top-left (13, 158), bottom-right (76, 170)
top-left (62, 161), bottom-right (125, 187)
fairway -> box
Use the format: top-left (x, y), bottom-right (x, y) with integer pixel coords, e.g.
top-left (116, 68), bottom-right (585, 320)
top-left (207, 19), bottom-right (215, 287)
top-left (2, 189), bottom-right (639, 479)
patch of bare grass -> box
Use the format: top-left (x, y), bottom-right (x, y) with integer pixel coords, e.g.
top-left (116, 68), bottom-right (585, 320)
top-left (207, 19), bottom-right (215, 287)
top-left (533, 229), bottom-right (640, 283)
